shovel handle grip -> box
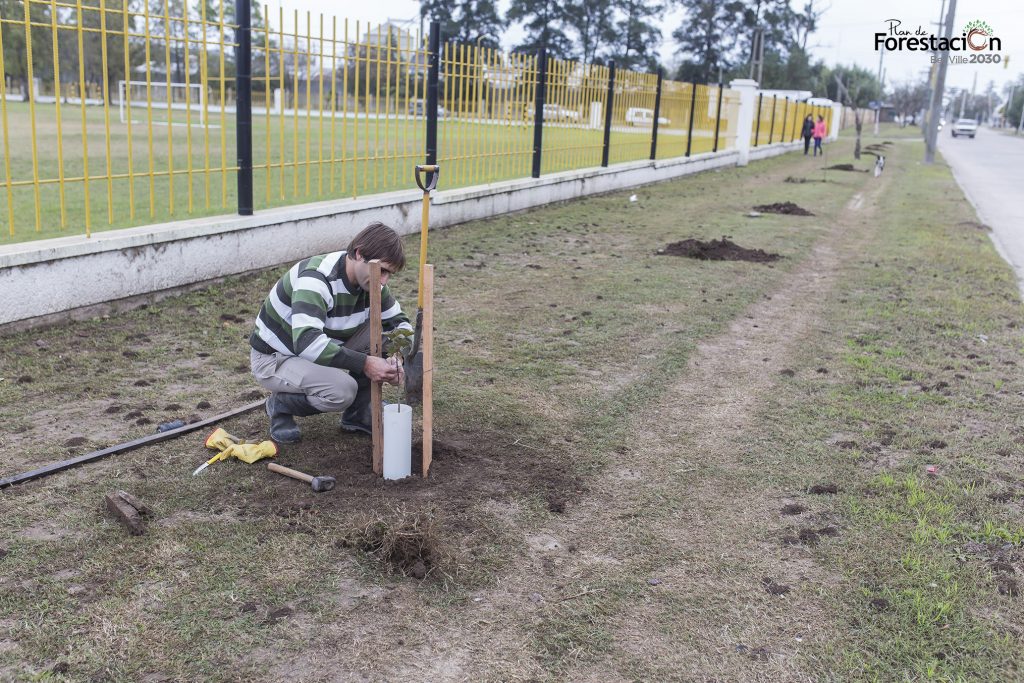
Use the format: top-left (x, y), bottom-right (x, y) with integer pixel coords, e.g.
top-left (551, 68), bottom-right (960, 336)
top-left (414, 164), bottom-right (440, 308)
top-left (415, 165), bottom-right (439, 192)
top-left (267, 462), bottom-right (313, 484)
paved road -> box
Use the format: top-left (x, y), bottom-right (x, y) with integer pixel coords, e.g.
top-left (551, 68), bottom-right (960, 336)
top-left (939, 126), bottom-right (1024, 296)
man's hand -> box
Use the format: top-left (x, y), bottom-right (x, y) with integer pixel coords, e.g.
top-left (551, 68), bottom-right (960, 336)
top-left (389, 355), bottom-right (404, 387)
top-left (363, 355), bottom-right (401, 385)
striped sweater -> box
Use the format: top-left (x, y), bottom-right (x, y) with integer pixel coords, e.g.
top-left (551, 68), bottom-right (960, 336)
top-left (249, 251), bottom-right (412, 372)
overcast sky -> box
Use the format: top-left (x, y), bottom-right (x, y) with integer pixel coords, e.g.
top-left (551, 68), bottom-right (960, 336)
top-left (266, 0), bottom-right (1020, 96)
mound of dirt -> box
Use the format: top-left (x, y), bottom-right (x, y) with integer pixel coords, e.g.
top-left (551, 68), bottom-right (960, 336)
top-left (752, 202), bottom-right (814, 216)
top-left (784, 177), bottom-right (828, 184)
top-left (825, 164), bottom-right (868, 172)
top-left (658, 238), bottom-right (781, 263)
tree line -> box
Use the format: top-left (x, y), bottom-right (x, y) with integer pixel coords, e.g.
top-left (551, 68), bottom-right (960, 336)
top-left (0, 0), bottom-right (260, 102)
top-left (420, 0), bottom-right (883, 103)
top-left (2, 0), bottom-right (892, 109)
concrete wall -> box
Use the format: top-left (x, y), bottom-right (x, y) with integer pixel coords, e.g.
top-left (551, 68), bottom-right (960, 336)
top-left (0, 149), bottom-right (743, 329)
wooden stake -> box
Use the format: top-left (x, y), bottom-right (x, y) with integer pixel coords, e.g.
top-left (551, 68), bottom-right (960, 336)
top-left (369, 260), bottom-right (384, 476)
top-left (422, 264), bottom-right (434, 478)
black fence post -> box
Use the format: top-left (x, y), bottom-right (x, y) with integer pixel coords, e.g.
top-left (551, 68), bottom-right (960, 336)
top-left (685, 82), bottom-right (698, 156)
top-left (768, 94), bottom-right (777, 144)
top-left (754, 92), bottom-right (763, 147)
top-left (234, 0), bottom-right (253, 215)
top-left (601, 61), bottom-right (615, 167)
top-left (780, 96), bottom-right (788, 143)
top-left (425, 21), bottom-right (440, 166)
top-left (650, 68), bottom-right (663, 161)
top-left (532, 49), bottom-right (547, 178)
top-left (712, 82), bottom-right (723, 152)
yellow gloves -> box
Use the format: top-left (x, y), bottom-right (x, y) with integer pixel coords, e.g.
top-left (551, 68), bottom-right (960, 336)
top-left (216, 441), bottom-right (278, 464)
top-left (205, 428), bottom-right (240, 451)
top-left (194, 429), bottom-right (277, 476)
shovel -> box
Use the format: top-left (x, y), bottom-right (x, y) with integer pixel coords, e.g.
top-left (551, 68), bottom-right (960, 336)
top-left (404, 163), bottom-right (439, 404)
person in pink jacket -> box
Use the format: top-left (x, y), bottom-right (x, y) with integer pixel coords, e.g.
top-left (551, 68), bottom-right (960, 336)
top-left (812, 115), bottom-right (827, 156)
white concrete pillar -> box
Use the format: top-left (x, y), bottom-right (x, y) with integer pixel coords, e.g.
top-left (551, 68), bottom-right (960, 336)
top-left (729, 78), bottom-right (758, 166)
top-left (830, 101), bottom-right (842, 141)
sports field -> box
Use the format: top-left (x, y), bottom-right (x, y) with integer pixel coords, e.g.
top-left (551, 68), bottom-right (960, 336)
top-left (0, 100), bottom-right (726, 243)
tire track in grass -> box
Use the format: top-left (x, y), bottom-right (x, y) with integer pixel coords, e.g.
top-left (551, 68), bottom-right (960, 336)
top-left (529, 158), bottom-right (891, 681)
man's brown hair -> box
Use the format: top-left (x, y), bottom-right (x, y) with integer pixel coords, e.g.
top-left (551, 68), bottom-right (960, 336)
top-left (347, 221), bottom-right (406, 271)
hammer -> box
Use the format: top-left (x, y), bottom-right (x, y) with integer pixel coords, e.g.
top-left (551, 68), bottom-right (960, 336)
top-left (267, 463), bottom-right (336, 493)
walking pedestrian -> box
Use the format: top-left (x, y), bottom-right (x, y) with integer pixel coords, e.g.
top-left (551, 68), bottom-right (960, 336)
top-left (801, 114), bottom-right (814, 155)
top-left (813, 115), bottom-right (827, 157)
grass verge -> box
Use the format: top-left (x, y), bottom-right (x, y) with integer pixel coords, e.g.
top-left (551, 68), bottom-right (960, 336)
top-left (2, 125), bottom-right (1019, 681)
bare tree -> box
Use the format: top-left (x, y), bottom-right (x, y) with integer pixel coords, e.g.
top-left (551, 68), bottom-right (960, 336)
top-left (834, 73), bottom-right (862, 159)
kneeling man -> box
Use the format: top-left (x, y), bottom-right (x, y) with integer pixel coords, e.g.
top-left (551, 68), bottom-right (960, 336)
top-left (249, 221), bottom-right (409, 443)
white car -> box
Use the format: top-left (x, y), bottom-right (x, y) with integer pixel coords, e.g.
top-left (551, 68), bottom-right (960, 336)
top-left (526, 103), bottom-right (581, 122)
top-left (951, 118), bottom-right (978, 138)
top-left (407, 99), bottom-right (448, 118)
top-left (625, 107), bottom-right (669, 126)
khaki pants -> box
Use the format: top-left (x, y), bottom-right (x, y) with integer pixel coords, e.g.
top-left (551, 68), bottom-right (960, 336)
top-left (250, 349), bottom-right (358, 413)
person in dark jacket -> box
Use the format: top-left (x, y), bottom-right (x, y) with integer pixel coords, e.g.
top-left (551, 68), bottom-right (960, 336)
top-left (801, 114), bottom-right (814, 155)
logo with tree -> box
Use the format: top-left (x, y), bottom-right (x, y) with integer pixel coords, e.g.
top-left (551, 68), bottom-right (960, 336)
top-left (963, 20), bottom-right (995, 51)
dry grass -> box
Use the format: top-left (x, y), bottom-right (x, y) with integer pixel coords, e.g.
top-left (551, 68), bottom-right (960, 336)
top-left (2, 126), bottom-right (1020, 681)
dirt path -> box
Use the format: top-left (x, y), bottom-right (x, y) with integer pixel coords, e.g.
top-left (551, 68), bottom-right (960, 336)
top-left (494, 171), bottom-right (889, 680)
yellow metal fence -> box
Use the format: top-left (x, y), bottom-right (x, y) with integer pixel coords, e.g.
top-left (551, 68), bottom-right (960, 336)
top-left (438, 42), bottom-right (537, 186)
top-left (541, 58), bottom-right (608, 174)
top-left (0, 0), bottom-right (239, 239)
top-left (252, 12), bottom-right (428, 206)
top-left (0, 4), bottom-right (784, 242)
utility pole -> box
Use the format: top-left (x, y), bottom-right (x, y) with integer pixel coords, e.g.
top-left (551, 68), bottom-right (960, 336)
top-left (958, 88), bottom-right (966, 118)
top-left (749, 28), bottom-right (764, 83)
top-left (748, 0), bottom-right (764, 83)
top-left (1007, 85), bottom-right (1016, 127)
top-left (875, 47), bottom-right (885, 135)
top-left (925, 0), bottom-right (956, 164)
top-left (922, 0), bottom-right (947, 140)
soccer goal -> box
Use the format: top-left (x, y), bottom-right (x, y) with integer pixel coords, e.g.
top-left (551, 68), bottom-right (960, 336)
top-left (118, 80), bottom-right (217, 127)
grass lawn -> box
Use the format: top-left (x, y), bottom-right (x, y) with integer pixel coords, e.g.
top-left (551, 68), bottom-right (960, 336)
top-left (0, 99), bottom-right (728, 243)
top-left (2, 124), bottom-right (1019, 681)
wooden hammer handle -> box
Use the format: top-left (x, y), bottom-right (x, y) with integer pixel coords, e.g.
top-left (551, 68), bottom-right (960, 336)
top-left (267, 462), bottom-right (313, 483)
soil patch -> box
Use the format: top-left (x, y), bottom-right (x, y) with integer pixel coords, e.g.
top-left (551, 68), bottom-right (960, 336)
top-left (998, 576), bottom-right (1019, 597)
top-left (958, 221), bottom-right (990, 231)
top-left (229, 418), bottom-right (585, 582)
top-left (808, 483), bottom-right (838, 495)
top-left (658, 238), bottom-right (781, 263)
top-left (752, 202), bottom-right (814, 216)
top-left (340, 508), bottom-right (439, 580)
top-left (762, 577), bottom-right (791, 595)
top-left (784, 177), bottom-right (829, 184)
top-left (869, 598), bottom-right (890, 612)
top-left (825, 164), bottom-right (868, 173)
